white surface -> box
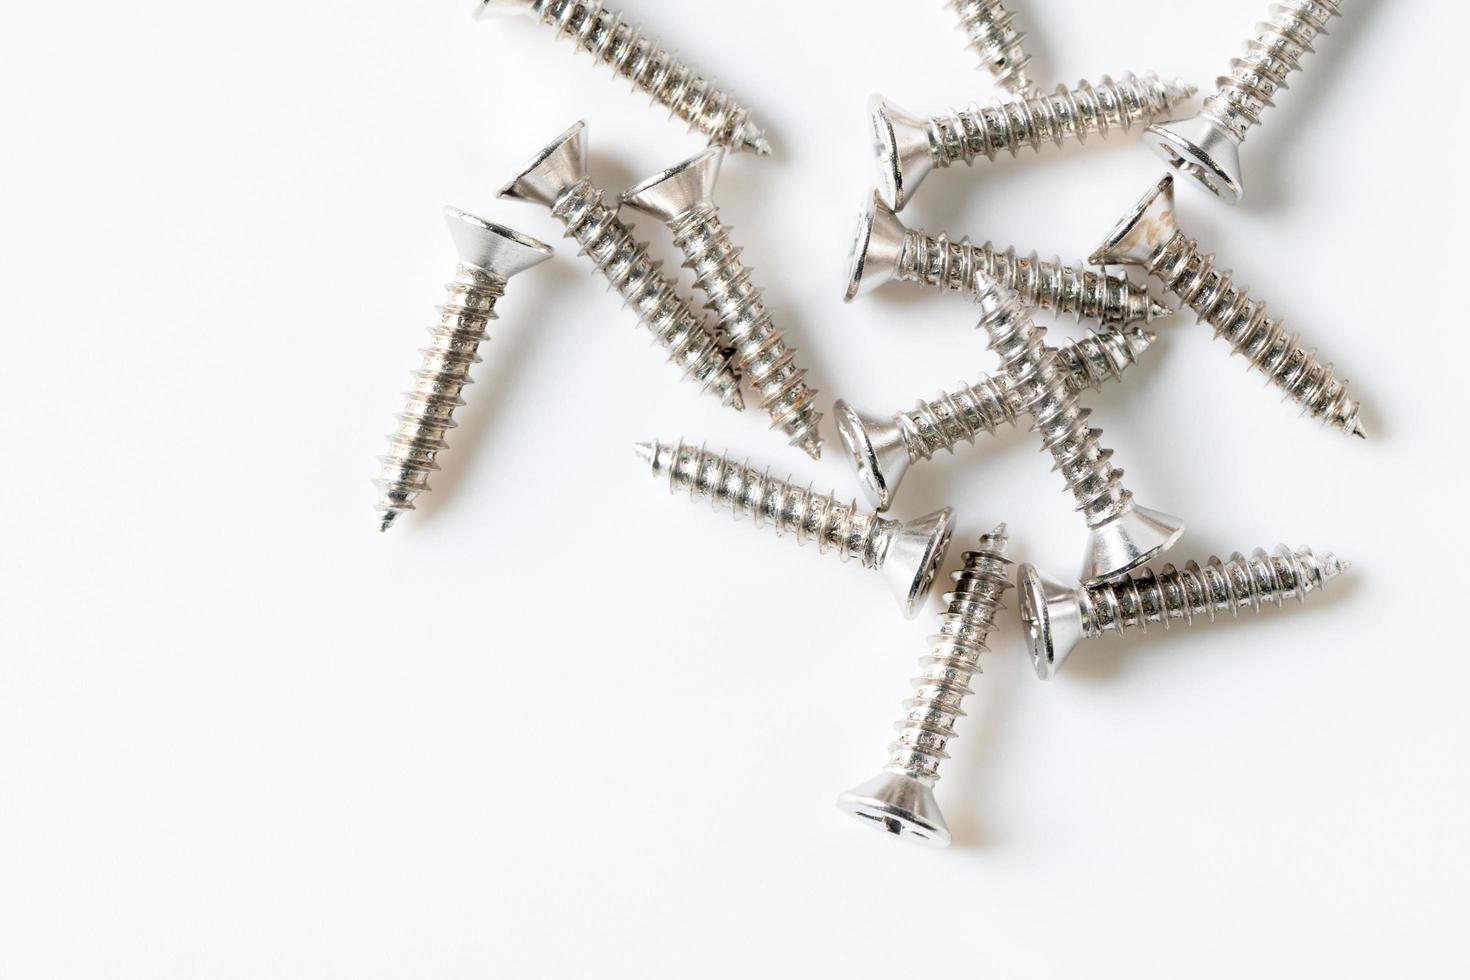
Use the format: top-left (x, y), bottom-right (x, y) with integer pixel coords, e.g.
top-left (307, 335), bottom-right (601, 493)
top-left (2, 1), bottom-right (1468, 977)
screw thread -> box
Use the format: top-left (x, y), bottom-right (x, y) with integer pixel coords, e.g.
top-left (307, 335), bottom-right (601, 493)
top-left (898, 330), bottom-right (1149, 462)
top-left (642, 440), bottom-right (895, 568)
top-left (550, 177), bottom-right (744, 408)
top-left (887, 527), bottom-right (1011, 781)
top-left (375, 265), bottom-right (502, 530)
top-left (899, 230), bottom-right (1169, 325)
top-left (949, 0), bottom-right (1035, 97)
top-left (930, 72), bottom-right (1197, 166)
top-left (1080, 546), bottom-right (1346, 637)
top-left (671, 207), bottom-right (824, 459)
top-left (1149, 230), bottom-right (1362, 435)
top-left (1201, 0), bottom-right (1341, 143)
top-left (523, 0), bottom-right (770, 154)
top-left (976, 281), bottom-right (1132, 528)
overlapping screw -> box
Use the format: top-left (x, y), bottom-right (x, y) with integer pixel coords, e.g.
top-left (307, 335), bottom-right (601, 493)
top-left (1019, 545), bottom-right (1347, 679)
top-left (1091, 175), bottom-right (1364, 437)
top-left (844, 190), bottom-right (1171, 326)
top-left (1146, 0), bottom-right (1342, 203)
top-left (498, 121), bottom-right (744, 410)
top-left (477, 0), bottom-right (771, 155)
top-left (835, 329), bottom-right (1155, 512)
top-left (635, 440), bottom-right (955, 618)
top-left (375, 209), bottom-right (553, 532)
top-left (871, 73), bottom-right (1196, 210)
top-left (622, 149), bottom-right (824, 459)
top-left (837, 526), bottom-right (1011, 847)
top-left (948, 0), bottom-right (1037, 97)
top-left (973, 276), bottom-right (1183, 585)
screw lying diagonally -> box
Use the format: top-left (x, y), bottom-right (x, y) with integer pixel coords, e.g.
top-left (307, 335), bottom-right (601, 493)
top-left (844, 190), bottom-right (1171, 327)
top-left (1146, 0), bottom-right (1343, 204)
top-left (975, 276), bottom-right (1184, 585)
top-left (837, 525), bottom-right (1011, 848)
top-left (871, 73), bottom-right (1196, 210)
top-left (835, 328), bottom-right (1155, 512)
top-left (623, 149), bottom-right (824, 459)
top-left (477, 0), bottom-right (771, 155)
top-left (1019, 545), bottom-right (1348, 679)
top-left (1091, 175), bottom-right (1364, 437)
top-left (375, 209), bottom-right (553, 532)
top-left (498, 121), bottom-right (744, 410)
top-left (635, 440), bottom-right (955, 619)
top-left (948, 0), bottom-right (1038, 97)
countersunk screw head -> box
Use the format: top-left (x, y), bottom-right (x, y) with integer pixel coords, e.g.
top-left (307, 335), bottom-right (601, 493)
top-left (1017, 562), bottom-right (1087, 680)
top-left (620, 146), bottom-right (723, 224)
top-left (1145, 117), bottom-right (1244, 204)
top-left (442, 207), bottom-right (554, 280)
top-left (833, 399), bottom-right (910, 512)
top-left (869, 95), bottom-right (933, 212)
top-left (1080, 504), bottom-right (1185, 587)
top-left (836, 772), bottom-right (949, 847)
top-left (498, 120), bottom-right (587, 207)
top-left (843, 190), bottom-right (909, 302)
top-left (886, 507), bottom-right (956, 619)
top-left (1089, 174), bottom-right (1178, 268)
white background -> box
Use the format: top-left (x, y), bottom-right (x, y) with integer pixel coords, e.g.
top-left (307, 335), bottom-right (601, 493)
top-left (3, 1), bottom-right (1468, 976)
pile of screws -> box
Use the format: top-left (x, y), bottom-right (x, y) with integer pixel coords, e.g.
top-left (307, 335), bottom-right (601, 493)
top-left (374, 0), bottom-right (1357, 849)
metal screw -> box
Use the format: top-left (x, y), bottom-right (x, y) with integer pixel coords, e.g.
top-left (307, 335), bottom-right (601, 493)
top-left (498, 120), bottom-right (745, 410)
top-left (871, 73), bottom-right (1196, 210)
top-left (837, 525), bottom-right (1011, 847)
top-left (973, 276), bottom-right (1184, 585)
top-left (948, 0), bottom-right (1037, 97)
top-left (834, 328), bottom-right (1155, 512)
top-left (1019, 545), bottom-right (1348, 679)
top-left (635, 440), bottom-right (955, 619)
top-left (476, 0), bottom-right (771, 156)
top-left (1090, 175), bottom-right (1364, 437)
top-left (375, 208), bottom-right (553, 532)
top-left (1145, 0), bottom-right (1342, 204)
top-left (622, 149), bottom-right (824, 460)
top-left (844, 189), bottom-right (1171, 326)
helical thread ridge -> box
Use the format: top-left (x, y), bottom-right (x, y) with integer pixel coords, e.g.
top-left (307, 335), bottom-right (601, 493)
top-left (949, 0), bottom-right (1035, 96)
top-left (551, 177), bottom-right (744, 408)
top-left (1202, 1), bottom-right (1342, 142)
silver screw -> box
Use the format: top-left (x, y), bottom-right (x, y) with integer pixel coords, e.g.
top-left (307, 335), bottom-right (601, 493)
top-left (1145, 0), bottom-right (1342, 204)
top-left (622, 150), bottom-right (824, 460)
top-left (476, 0), bottom-right (771, 156)
top-left (1019, 545), bottom-right (1348, 679)
top-left (375, 208), bottom-right (553, 532)
top-left (844, 189), bottom-right (1171, 326)
top-left (835, 328), bottom-right (1155, 512)
top-left (635, 440), bottom-right (955, 619)
top-left (948, 0), bottom-right (1037, 97)
top-left (1091, 175), bottom-right (1365, 437)
top-left (498, 121), bottom-right (744, 411)
top-left (837, 525), bottom-right (1011, 847)
top-left (974, 277), bottom-right (1184, 585)
top-left (871, 73), bottom-right (1197, 210)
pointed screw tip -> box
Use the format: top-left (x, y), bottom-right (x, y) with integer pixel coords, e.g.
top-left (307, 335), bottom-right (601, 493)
top-left (378, 511), bottom-right (399, 533)
top-left (632, 441), bottom-right (657, 464)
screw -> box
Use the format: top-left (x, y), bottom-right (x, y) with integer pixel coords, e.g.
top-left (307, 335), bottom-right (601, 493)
top-left (835, 328), bottom-right (1155, 512)
top-left (837, 525), bottom-right (1011, 847)
top-left (476, 0), bottom-right (771, 156)
top-left (1019, 545), bottom-right (1348, 679)
top-left (635, 440), bottom-right (955, 619)
top-left (871, 73), bottom-right (1196, 210)
top-left (844, 190), bottom-right (1171, 326)
top-left (374, 208), bottom-right (553, 532)
top-left (948, 0), bottom-right (1037, 97)
top-left (1090, 175), bottom-right (1364, 437)
top-left (622, 149), bottom-right (824, 460)
top-left (973, 276), bottom-right (1184, 585)
top-left (498, 121), bottom-right (744, 410)
top-left (1145, 0), bottom-right (1342, 204)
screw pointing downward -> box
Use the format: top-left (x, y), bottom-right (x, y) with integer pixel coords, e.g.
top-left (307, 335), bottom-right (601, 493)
top-left (635, 440), bottom-right (955, 618)
top-left (1019, 545), bottom-right (1348, 679)
top-left (623, 149), bottom-right (824, 459)
top-left (835, 328), bottom-right (1155, 512)
top-left (498, 121), bottom-right (744, 410)
top-left (845, 190), bottom-right (1171, 326)
top-left (477, 0), bottom-right (771, 155)
top-left (948, 0), bottom-right (1038, 97)
top-left (1146, 0), bottom-right (1342, 203)
top-left (871, 73), bottom-right (1196, 210)
top-left (374, 209), bottom-right (553, 532)
top-left (1091, 175), bottom-right (1365, 437)
top-left (837, 525), bottom-right (1011, 847)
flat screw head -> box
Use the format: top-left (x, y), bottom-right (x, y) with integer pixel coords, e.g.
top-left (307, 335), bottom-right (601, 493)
top-left (442, 207), bottom-right (554, 280)
top-left (1079, 503), bottom-right (1185, 587)
top-left (499, 120), bottom-right (589, 207)
top-left (833, 400), bottom-right (909, 512)
top-left (1145, 116), bottom-right (1245, 204)
top-left (1090, 174), bottom-right (1180, 268)
top-left (885, 507), bottom-right (956, 619)
top-left (619, 147), bottom-right (724, 223)
top-left (843, 190), bottom-right (909, 302)
top-left (836, 771), bottom-right (950, 847)
top-left (1017, 563), bottom-right (1086, 681)
top-left (869, 95), bottom-right (933, 212)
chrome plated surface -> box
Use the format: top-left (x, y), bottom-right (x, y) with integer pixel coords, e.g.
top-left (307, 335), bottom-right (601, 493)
top-left (949, 0), bottom-right (1037, 97)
